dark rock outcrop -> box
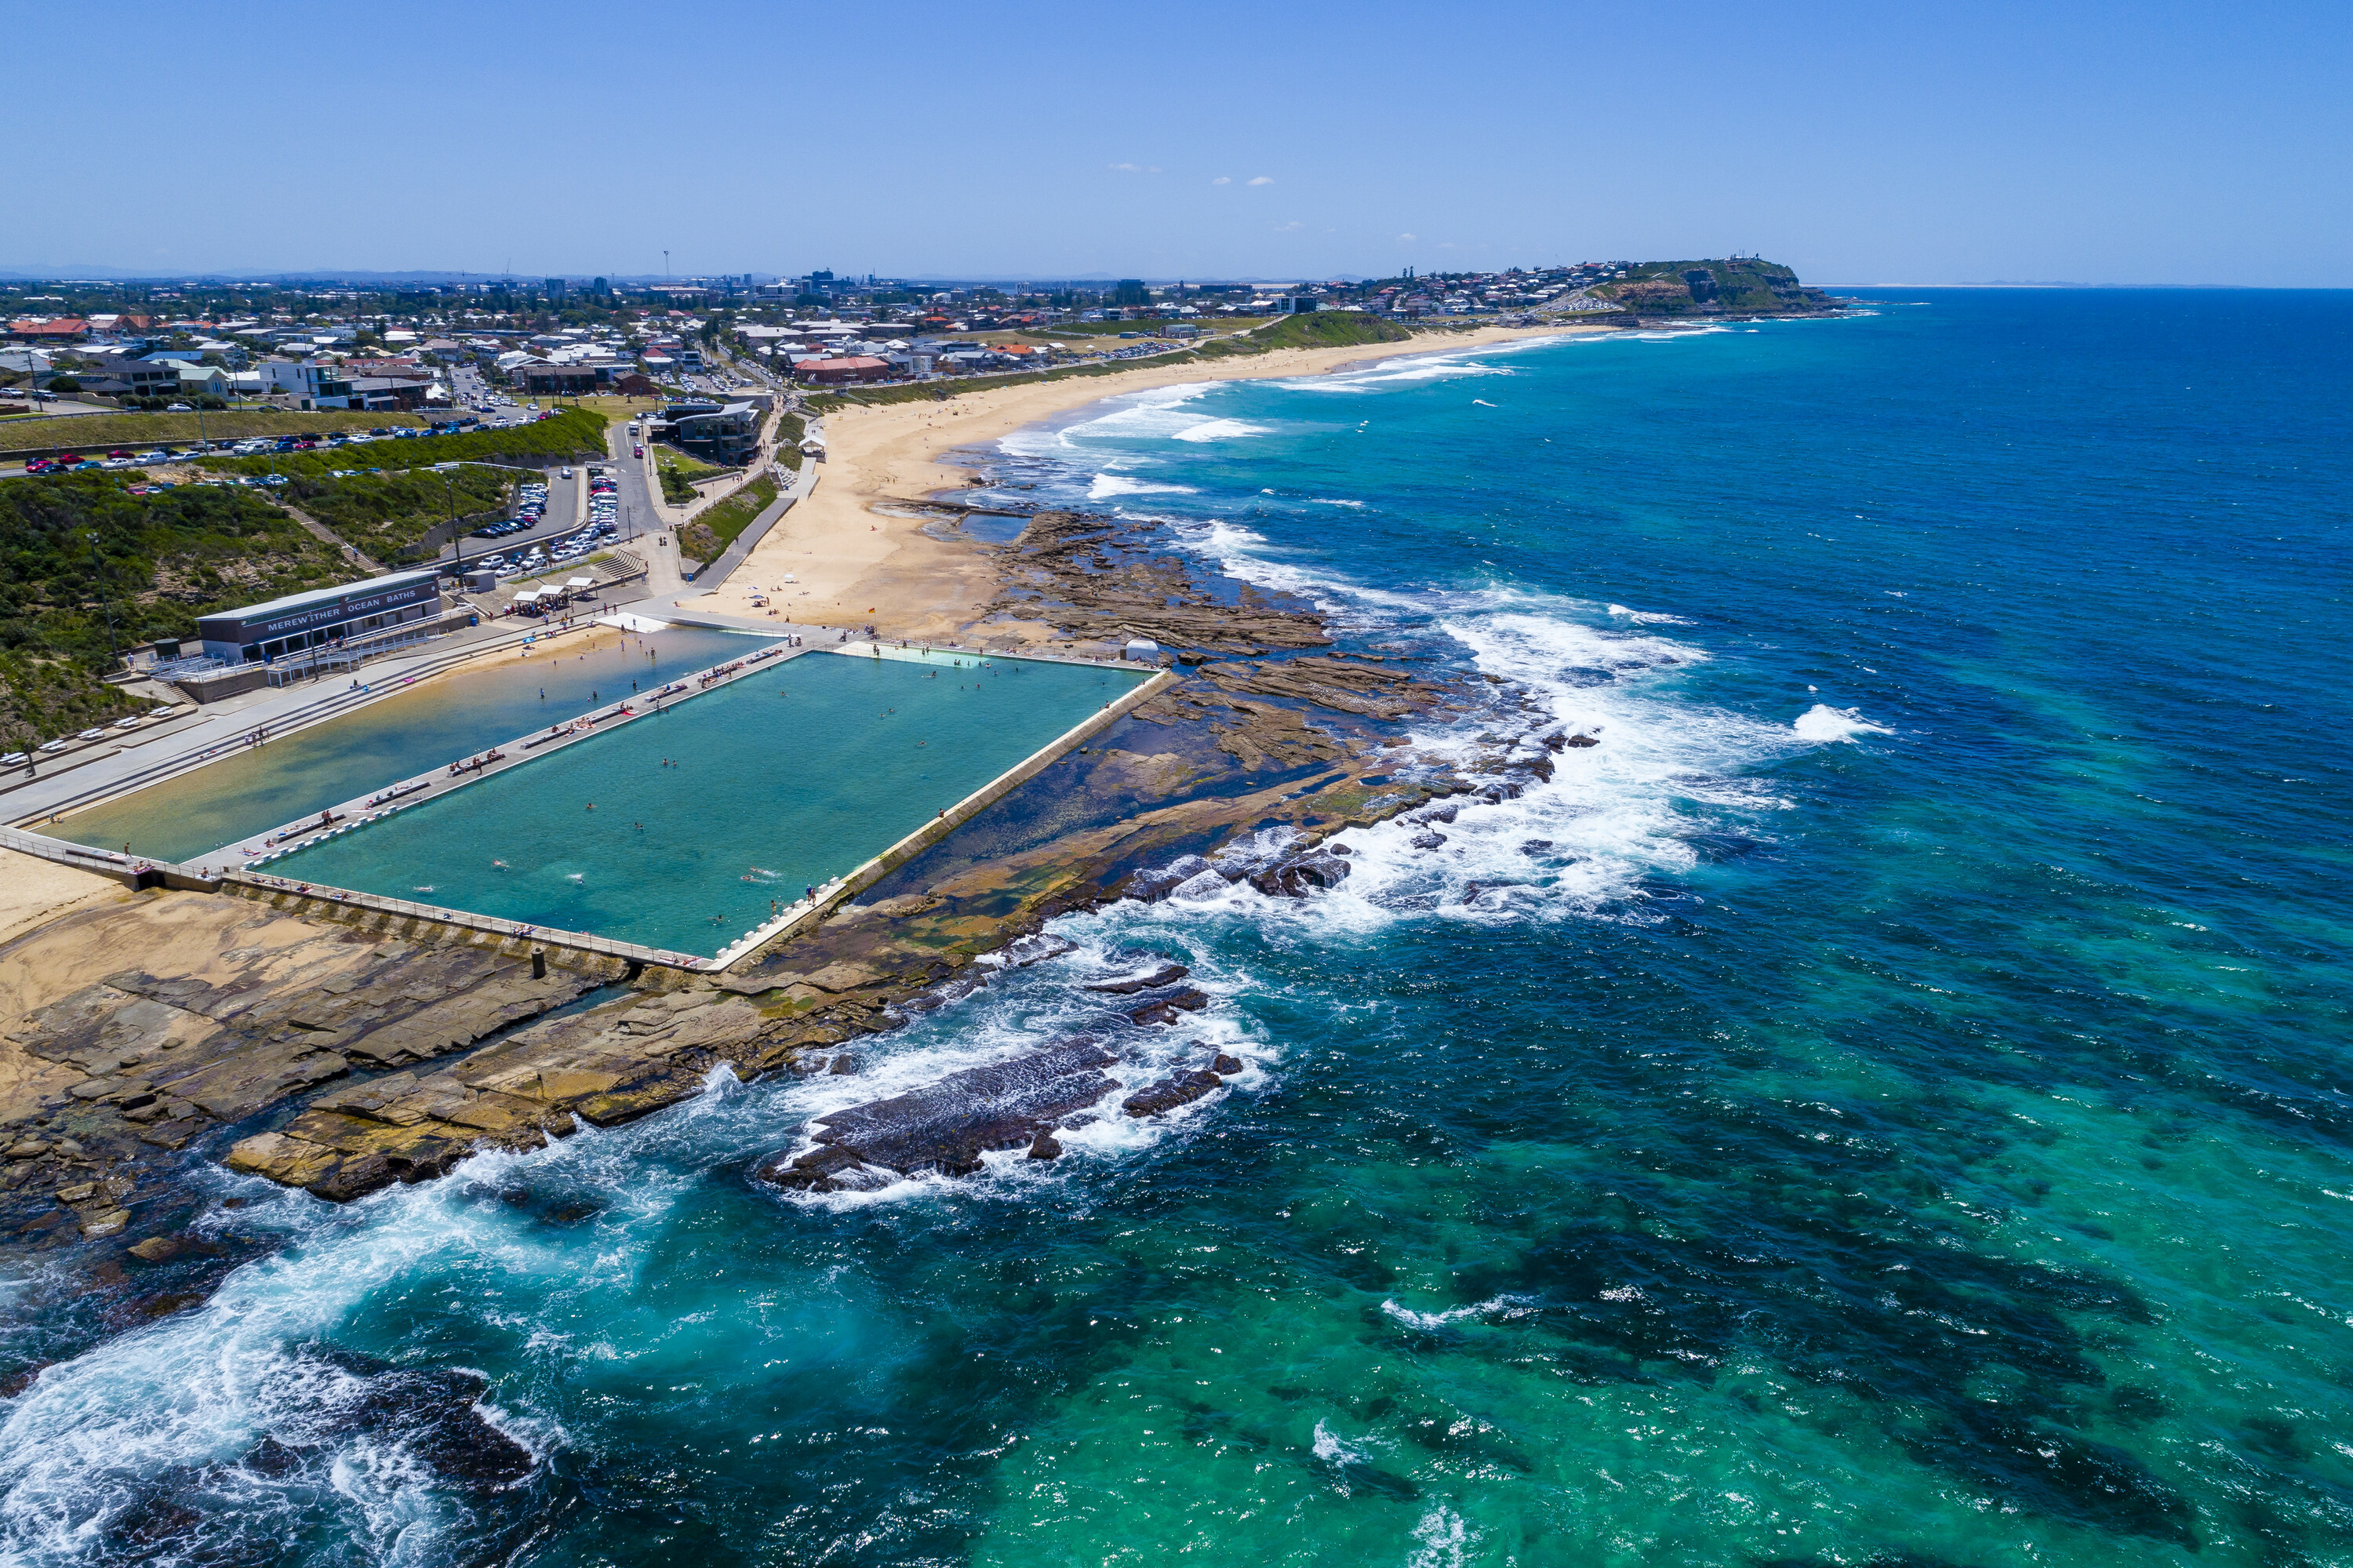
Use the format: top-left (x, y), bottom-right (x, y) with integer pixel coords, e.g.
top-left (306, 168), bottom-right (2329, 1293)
top-left (1087, 962), bottom-right (1191, 995)
top-left (1122, 1070), bottom-right (1224, 1118)
top-left (758, 1036), bottom-right (1120, 1191)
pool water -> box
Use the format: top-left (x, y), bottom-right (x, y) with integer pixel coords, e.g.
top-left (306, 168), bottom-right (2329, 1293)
top-left (269, 648), bottom-right (1145, 957)
top-left (54, 625), bottom-right (765, 864)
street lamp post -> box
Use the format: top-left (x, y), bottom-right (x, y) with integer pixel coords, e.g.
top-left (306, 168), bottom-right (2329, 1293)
top-left (442, 467), bottom-right (465, 581)
top-left (85, 531), bottom-right (119, 673)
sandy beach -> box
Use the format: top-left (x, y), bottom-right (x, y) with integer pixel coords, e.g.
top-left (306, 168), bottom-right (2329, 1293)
top-left (688, 322), bottom-right (1616, 644)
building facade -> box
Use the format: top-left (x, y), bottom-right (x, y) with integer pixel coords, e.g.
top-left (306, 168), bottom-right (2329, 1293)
top-left (195, 569), bottom-right (443, 664)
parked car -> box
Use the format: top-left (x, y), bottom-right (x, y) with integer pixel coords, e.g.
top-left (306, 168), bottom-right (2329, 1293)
top-left (633, 445), bottom-right (644, 457)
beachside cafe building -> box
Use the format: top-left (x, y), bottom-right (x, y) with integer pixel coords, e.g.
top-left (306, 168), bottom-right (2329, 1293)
top-left (196, 569), bottom-right (445, 665)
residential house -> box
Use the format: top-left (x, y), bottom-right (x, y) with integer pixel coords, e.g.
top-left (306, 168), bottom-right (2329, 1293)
top-left (518, 363), bottom-right (596, 397)
top-left (8, 318), bottom-right (89, 343)
top-left (72, 354), bottom-right (184, 402)
top-left (260, 358), bottom-right (356, 409)
top-left (347, 376), bottom-right (433, 411)
top-left (174, 362), bottom-right (234, 400)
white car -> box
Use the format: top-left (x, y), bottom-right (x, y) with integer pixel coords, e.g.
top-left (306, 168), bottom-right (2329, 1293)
top-left (561, 467), bottom-right (573, 478)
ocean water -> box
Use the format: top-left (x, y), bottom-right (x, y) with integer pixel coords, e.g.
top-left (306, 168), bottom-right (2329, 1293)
top-left (268, 648), bottom-right (1144, 959)
top-left (5, 290), bottom-right (2350, 1566)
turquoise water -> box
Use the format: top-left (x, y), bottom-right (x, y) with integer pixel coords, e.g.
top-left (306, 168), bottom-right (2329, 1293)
top-left (268, 649), bottom-right (1144, 958)
top-left (53, 625), bottom-right (766, 864)
top-left (4, 291), bottom-right (2350, 1566)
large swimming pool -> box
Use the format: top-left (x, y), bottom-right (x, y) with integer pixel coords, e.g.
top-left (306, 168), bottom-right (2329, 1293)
top-left (54, 625), bottom-right (764, 864)
top-left (264, 648), bottom-right (1145, 958)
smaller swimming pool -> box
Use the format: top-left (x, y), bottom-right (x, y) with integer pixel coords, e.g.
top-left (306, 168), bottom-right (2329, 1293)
top-left (56, 624), bottom-right (762, 864)
top-left (267, 648), bottom-right (1147, 958)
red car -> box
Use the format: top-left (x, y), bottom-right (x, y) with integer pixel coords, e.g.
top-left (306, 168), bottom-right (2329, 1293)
top-left (54, 453), bottom-right (82, 466)
top-left (633, 444), bottom-right (644, 457)
top-left (107, 449), bottom-right (133, 460)
top-left (24, 458), bottom-right (54, 473)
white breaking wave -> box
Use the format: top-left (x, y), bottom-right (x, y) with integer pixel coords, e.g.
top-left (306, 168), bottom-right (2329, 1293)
top-left (1378, 1294), bottom-right (1533, 1331)
top-left (996, 385), bottom-right (1271, 453)
top-left (1086, 474), bottom-right (1198, 500)
top-left (1169, 417), bottom-right (1272, 443)
top-left (1311, 1417), bottom-right (1369, 1467)
top-left (1793, 703), bottom-right (1893, 742)
top-left (760, 929), bottom-right (1263, 1212)
top-left (1606, 602), bottom-right (1694, 626)
top-left (1409, 1505), bottom-right (1478, 1568)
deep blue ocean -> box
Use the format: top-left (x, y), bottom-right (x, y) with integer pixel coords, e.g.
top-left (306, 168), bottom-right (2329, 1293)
top-left (3, 290), bottom-right (2348, 1566)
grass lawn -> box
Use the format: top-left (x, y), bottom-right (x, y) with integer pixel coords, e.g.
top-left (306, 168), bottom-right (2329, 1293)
top-left (573, 395), bottom-right (664, 424)
top-left (651, 442), bottom-right (726, 478)
top-left (681, 473), bottom-right (779, 564)
top-left (0, 409), bottom-right (423, 454)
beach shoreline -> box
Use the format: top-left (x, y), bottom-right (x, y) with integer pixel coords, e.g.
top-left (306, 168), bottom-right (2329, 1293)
top-left (687, 322), bottom-right (1617, 642)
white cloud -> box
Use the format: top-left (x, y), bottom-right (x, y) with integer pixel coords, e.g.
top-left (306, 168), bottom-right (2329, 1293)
top-left (1274, 220), bottom-right (1304, 231)
top-left (1213, 176), bottom-right (1231, 185)
top-left (1398, 233), bottom-right (1417, 241)
top-left (1247, 175), bottom-right (1274, 186)
top-left (1109, 162), bottom-right (1162, 173)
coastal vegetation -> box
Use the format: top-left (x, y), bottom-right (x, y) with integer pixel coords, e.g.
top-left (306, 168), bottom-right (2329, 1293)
top-left (1593, 257), bottom-right (1835, 315)
top-left (198, 407), bottom-right (610, 480)
top-left (654, 442), bottom-right (724, 505)
top-left (0, 409), bottom-right (421, 457)
top-left (678, 473), bottom-right (780, 566)
top-left (280, 466), bottom-right (514, 563)
top-left (773, 411), bottom-right (806, 471)
top-left (1203, 311), bottom-right (1413, 353)
top-left (0, 474), bottom-right (357, 741)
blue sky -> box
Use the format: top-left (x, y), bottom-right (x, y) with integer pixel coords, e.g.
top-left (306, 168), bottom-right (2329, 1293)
top-left (8, 0), bottom-right (2347, 285)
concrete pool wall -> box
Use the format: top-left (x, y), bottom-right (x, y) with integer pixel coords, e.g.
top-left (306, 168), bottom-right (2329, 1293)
top-left (242, 643), bottom-right (1170, 968)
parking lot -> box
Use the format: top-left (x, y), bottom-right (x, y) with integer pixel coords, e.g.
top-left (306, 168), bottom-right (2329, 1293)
top-left (446, 463), bottom-right (623, 581)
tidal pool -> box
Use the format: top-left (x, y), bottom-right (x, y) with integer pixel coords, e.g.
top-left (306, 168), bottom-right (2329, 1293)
top-left (267, 648), bottom-right (1144, 957)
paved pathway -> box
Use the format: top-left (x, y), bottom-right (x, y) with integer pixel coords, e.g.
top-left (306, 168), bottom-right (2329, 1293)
top-left (279, 499), bottom-right (384, 572)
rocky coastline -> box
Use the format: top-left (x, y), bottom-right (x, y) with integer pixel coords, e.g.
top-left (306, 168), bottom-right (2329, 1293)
top-left (0, 500), bottom-right (1579, 1376)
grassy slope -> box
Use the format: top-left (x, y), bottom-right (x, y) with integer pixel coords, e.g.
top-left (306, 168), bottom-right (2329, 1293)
top-left (678, 473), bottom-right (780, 566)
top-left (287, 467), bottom-right (515, 562)
top-left (198, 407), bottom-right (610, 480)
top-left (0, 409), bottom-right (424, 454)
top-left (0, 475), bottom-right (361, 744)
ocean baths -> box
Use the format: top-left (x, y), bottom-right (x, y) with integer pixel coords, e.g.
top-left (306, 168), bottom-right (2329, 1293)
top-left (253, 645), bottom-right (1152, 960)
